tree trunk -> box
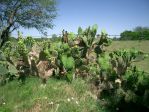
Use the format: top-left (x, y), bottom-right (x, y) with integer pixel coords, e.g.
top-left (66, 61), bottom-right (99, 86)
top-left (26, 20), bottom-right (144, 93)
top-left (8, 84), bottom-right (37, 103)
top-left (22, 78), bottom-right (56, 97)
top-left (0, 26), bottom-right (11, 48)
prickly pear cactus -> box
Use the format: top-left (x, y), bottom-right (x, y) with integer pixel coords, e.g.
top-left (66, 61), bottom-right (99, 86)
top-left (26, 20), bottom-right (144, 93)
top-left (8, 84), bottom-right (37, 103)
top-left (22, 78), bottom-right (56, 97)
top-left (61, 54), bottom-right (75, 81)
top-left (109, 49), bottom-right (146, 76)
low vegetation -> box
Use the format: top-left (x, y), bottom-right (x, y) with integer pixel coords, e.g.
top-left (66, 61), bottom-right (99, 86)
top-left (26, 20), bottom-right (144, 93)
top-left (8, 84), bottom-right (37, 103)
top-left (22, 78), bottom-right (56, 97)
top-left (107, 40), bottom-right (149, 73)
top-left (0, 77), bottom-right (106, 112)
top-left (0, 25), bottom-right (149, 112)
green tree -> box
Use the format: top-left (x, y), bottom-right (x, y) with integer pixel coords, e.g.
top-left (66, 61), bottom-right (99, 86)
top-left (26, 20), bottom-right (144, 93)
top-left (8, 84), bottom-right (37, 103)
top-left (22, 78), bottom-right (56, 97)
top-left (52, 34), bottom-right (57, 38)
top-left (134, 26), bottom-right (149, 32)
top-left (0, 0), bottom-right (57, 47)
top-left (134, 26), bottom-right (149, 40)
top-left (120, 31), bottom-right (133, 40)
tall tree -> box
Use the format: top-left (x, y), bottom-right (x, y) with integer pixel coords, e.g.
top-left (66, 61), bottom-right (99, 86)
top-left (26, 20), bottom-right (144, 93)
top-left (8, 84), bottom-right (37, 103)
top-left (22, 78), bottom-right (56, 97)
top-left (0, 0), bottom-right (57, 47)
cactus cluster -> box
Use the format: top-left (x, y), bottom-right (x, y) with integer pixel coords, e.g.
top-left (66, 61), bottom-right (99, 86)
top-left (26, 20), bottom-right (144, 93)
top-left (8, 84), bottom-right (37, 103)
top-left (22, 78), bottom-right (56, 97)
top-left (109, 49), bottom-right (144, 77)
top-left (97, 49), bottom-right (149, 111)
top-left (0, 55), bottom-right (17, 85)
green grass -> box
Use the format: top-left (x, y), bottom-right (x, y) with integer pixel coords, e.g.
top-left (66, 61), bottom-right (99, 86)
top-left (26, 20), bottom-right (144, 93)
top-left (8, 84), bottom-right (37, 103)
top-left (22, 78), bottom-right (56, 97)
top-left (0, 77), bottom-right (106, 112)
top-left (107, 40), bottom-right (149, 73)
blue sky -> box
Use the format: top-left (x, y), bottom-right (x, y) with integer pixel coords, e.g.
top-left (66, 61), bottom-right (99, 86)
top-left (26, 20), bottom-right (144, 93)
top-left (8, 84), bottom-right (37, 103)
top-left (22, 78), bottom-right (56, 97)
top-left (13, 0), bottom-right (149, 37)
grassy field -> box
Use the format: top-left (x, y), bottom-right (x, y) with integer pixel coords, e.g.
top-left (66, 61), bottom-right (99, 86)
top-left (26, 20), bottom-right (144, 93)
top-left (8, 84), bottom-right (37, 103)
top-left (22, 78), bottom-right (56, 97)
top-left (0, 77), bottom-right (106, 112)
top-left (107, 40), bottom-right (149, 73)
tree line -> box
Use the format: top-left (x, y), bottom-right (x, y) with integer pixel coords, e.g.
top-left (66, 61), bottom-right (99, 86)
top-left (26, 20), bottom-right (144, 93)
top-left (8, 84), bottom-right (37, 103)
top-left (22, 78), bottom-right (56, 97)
top-left (119, 26), bottom-right (149, 40)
